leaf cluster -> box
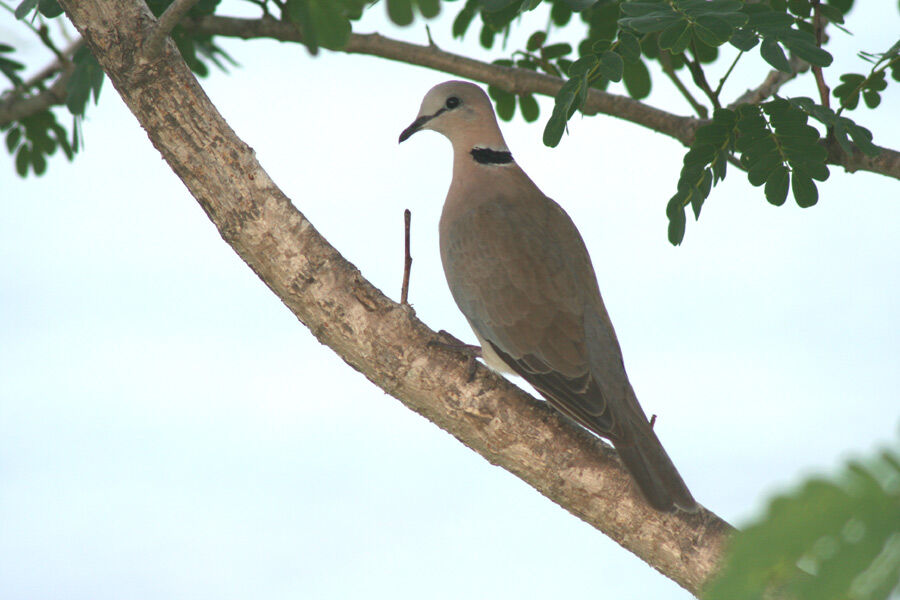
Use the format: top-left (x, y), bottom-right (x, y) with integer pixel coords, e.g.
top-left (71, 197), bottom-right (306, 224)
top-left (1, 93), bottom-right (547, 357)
top-left (705, 443), bottom-right (900, 600)
top-left (384, 0), bottom-right (441, 27)
top-left (834, 41), bottom-right (900, 111)
top-left (2, 110), bottom-right (74, 177)
top-left (451, 0), bottom-right (895, 245)
top-left (667, 97), bottom-right (878, 244)
top-left (0, 43), bottom-right (25, 88)
top-left (281, 0), bottom-right (369, 55)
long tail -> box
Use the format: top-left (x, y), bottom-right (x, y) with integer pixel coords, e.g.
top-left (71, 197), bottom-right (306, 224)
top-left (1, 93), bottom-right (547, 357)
top-left (613, 422), bottom-right (697, 513)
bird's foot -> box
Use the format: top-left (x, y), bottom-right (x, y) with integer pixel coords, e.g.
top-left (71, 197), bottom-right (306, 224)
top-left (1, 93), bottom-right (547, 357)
top-left (428, 330), bottom-right (482, 382)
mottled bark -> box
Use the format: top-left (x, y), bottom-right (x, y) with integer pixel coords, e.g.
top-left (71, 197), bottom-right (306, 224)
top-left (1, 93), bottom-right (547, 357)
top-left (56, 0), bottom-right (732, 596)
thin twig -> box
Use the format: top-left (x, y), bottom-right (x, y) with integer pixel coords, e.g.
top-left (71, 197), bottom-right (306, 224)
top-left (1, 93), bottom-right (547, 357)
top-left (0, 0), bottom-right (65, 63)
top-left (811, 0), bottom-right (830, 109)
top-left (22, 39), bottom-right (82, 88)
top-left (686, 41), bottom-right (721, 110)
top-left (145, 0), bottom-right (202, 57)
top-left (713, 50), bottom-right (743, 100)
top-left (400, 209), bottom-right (412, 306)
top-left (660, 51), bottom-right (708, 119)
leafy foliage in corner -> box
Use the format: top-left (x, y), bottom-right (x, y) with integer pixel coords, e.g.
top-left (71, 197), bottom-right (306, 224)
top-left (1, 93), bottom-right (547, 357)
top-left (705, 443), bottom-right (900, 600)
top-left (666, 98), bottom-right (879, 245)
top-left (2, 110), bottom-right (74, 177)
top-left (385, 0), bottom-right (441, 27)
top-left (65, 46), bottom-right (104, 117)
top-left (445, 0), bottom-right (892, 245)
top-left (833, 40), bottom-right (900, 111)
top-left (0, 44), bottom-right (25, 88)
top-left (282, 0), bottom-right (370, 55)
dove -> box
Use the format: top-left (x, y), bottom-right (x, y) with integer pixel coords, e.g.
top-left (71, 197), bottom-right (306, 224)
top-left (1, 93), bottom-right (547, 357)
top-left (399, 80), bottom-right (696, 512)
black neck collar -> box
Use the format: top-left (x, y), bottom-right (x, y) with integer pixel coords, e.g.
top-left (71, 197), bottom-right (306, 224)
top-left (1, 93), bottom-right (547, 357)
top-left (470, 147), bottom-right (514, 165)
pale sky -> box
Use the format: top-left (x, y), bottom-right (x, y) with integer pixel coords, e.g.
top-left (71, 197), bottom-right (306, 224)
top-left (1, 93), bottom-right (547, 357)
top-left (1, 2), bottom-right (899, 599)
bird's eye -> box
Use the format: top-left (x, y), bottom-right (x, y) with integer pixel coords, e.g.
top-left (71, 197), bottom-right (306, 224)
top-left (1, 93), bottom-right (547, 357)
top-left (445, 96), bottom-right (461, 109)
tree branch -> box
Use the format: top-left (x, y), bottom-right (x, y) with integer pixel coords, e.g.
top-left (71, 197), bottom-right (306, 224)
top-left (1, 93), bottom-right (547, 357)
top-left (182, 15), bottom-right (702, 147)
top-left (728, 54), bottom-right (808, 109)
top-left (5, 15), bottom-right (898, 181)
top-left (0, 66), bottom-right (71, 125)
top-left (57, 0), bottom-right (733, 597)
top-left (182, 15), bottom-right (900, 182)
top-left (145, 0), bottom-right (202, 57)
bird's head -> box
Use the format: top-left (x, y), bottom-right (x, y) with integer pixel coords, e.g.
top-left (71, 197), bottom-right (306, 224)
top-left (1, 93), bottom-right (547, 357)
top-left (399, 80), bottom-right (506, 151)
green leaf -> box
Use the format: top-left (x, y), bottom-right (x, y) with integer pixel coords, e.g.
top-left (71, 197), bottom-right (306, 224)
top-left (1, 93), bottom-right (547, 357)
top-left (526, 31), bottom-right (546, 51)
top-left (37, 0), bottom-right (62, 18)
top-left (862, 89), bottom-right (881, 109)
top-left (518, 94), bottom-right (540, 122)
top-left (543, 112), bottom-right (566, 147)
top-left (14, 0), bottom-right (38, 19)
top-left (844, 122), bottom-right (879, 156)
top-left (622, 60), bottom-right (651, 99)
top-left (615, 32), bottom-right (641, 63)
top-left (787, 0), bottom-right (811, 17)
top-left (15, 145), bottom-right (30, 176)
top-left (761, 37), bottom-right (791, 72)
top-left (729, 28), bottom-right (758, 51)
top-left (65, 46), bottom-right (104, 116)
top-left (479, 25), bottom-right (496, 49)
top-left (6, 127), bottom-right (22, 153)
top-left (308, 0), bottom-right (351, 50)
top-left (706, 444), bottom-right (900, 600)
top-left (488, 85), bottom-right (516, 121)
top-left (619, 9), bottom-right (682, 34)
top-left (620, 2), bottom-right (667, 17)
top-left (415, 0), bottom-right (440, 19)
top-left (286, 0), bottom-right (319, 54)
top-left (596, 50), bottom-right (623, 82)
top-left (658, 20), bottom-right (688, 51)
top-left (481, 0), bottom-right (517, 11)
top-left (560, 0), bottom-right (596, 9)
top-left (567, 55), bottom-right (596, 78)
top-left (666, 194), bottom-right (687, 245)
top-left (782, 37), bottom-right (833, 67)
top-left (550, 1), bottom-right (571, 25)
top-left (31, 150), bottom-right (47, 176)
top-left (694, 15), bottom-right (733, 46)
top-left (541, 42), bottom-right (572, 60)
top-left (387, 0), bottom-right (414, 26)
top-left (817, 3), bottom-right (844, 23)
top-left (765, 166), bottom-right (789, 206)
top-left (452, 0), bottom-right (478, 38)
top-left (791, 171), bottom-right (818, 207)
top-left (747, 153), bottom-right (782, 186)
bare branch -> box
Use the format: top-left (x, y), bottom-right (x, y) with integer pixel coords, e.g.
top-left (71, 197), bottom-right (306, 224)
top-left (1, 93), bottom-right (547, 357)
top-left (58, 0), bottom-right (734, 596)
top-left (401, 208), bottom-right (412, 306)
top-left (145, 0), bottom-right (202, 57)
top-left (728, 55), bottom-right (808, 109)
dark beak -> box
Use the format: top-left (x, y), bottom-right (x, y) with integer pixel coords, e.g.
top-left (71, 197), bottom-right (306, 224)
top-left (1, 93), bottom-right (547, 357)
top-left (398, 114), bottom-right (433, 143)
